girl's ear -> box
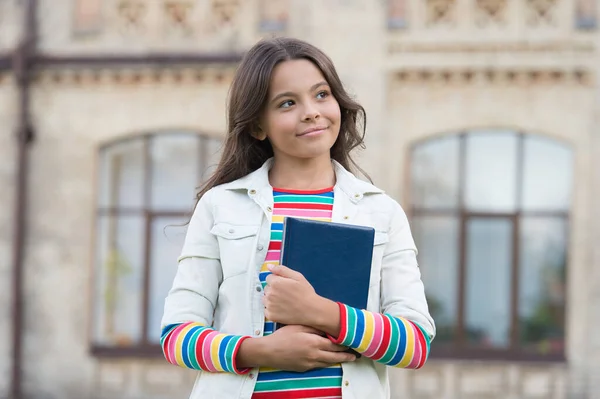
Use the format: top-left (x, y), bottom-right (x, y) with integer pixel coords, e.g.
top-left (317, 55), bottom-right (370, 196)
top-left (251, 125), bottom-right (268, 141)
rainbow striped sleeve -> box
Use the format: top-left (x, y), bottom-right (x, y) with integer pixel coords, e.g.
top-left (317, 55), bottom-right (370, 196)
top-left (329, 303), bottom-right (431, 369)
top-left (161, 322), bottom-right (251, 374)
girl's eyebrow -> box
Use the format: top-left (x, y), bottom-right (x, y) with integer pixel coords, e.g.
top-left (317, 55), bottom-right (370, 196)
top-left (270, 81), bottom-right (329, 105)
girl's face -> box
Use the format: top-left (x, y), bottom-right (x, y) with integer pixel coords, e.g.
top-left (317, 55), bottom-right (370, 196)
top-left (257, 59), bottom-right (341, 165)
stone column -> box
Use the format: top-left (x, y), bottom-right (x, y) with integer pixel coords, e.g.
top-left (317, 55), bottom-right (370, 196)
top-left (293, 0), bottom-right (389, 188)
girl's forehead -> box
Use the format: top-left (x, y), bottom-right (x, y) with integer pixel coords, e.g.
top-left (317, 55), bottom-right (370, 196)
top-left (269, 59), bottom-right (327, 93)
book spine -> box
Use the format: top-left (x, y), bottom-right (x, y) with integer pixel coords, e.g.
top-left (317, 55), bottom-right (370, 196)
top-left (279, 217), bottom-right (288, 265)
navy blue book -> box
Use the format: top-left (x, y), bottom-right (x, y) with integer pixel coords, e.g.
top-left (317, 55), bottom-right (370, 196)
top-left (277, 217), bottom-right (375, 325)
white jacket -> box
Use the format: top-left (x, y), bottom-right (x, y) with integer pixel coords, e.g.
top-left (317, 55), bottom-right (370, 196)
top-left (161, 158), bottom-right (435, 399)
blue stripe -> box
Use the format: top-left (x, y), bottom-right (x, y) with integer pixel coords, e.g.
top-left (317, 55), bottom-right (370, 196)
top-left (219, 335), bottom-right (233, 372)
top-left (259, 271), bottom-right (272, 283)
top-left (350, 309), bottom-right (365, 348)
top-left (264, 321), bottom-right (275, 335)
top-left (389, 317), bottom-right (408, 365)
top-left (257, 366), bottom-right (342, 381)
top-left (270, 223), bottom-right (284, 231)
top-left (180, 326), bottom-right (197, 368)
top-left (160, 323), bottom-right (179, 340)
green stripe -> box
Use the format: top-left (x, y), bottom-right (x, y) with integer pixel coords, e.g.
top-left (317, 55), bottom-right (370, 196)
top-left (342, 306), bottom-right (357, 346)
top-left (188, 328), bottom-right (202, 369)
top-left (254, 376), bottom-right (342, 392)
top-left (380, 315), bottom-right (401, 364)
top-left (274, 196), bottom-right (334, 204)
top-left (224, 336), bottom-right (239, 372)
top-left (270, 231), bottom-right (283, 241)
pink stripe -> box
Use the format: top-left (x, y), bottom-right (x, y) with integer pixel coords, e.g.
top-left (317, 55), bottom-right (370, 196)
top-left (273, 208), bottom-right (331, 217)
top-left (265, 251), bottom-right (280, 261)
top-left (201, 331), bottom-right (220, 372)
top-left (168, 324), bottom-right (189, 364)
top-left (363, 313), bottom-right (385, 357)
top-left (407, 322), bottom-right (422, 368)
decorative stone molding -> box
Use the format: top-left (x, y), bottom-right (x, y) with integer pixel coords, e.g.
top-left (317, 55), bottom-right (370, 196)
top-left (526, 0), bottom-right (559, 27)
top-left (426, 0), bottom-right (457, 27)
top-left (392, 68), bottom-right (594, 86)
top-left (475, 0), bottom-right (508, 27)
top-left (388, 41), bottom-right (595, 54)
top-left (73, 0), bottom-right (243, 41)
top-left (32, 66), bottom-right (237, 86)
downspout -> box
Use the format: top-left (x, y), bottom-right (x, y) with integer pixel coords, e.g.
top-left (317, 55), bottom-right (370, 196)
top-left (10, 1), bottom-right (37, 398)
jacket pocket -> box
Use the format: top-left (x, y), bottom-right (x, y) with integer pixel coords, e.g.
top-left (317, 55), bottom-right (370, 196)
top-left (370, 231), bottom-right (389, 286)
top-left (210, 222), bottom-right (260, 280)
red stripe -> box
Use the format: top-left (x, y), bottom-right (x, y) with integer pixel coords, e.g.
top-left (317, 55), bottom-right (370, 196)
top-left (272, 187), bottom-right (334, 194)
top-left (194, 328), bottom-right (213, 371)
top-left (252, 388), bottom-right (342, 399)
top-left (232, 336), bottom-right (252, 374)
top-left (268, 241), bottom-right (282, 251)
top-left (327, 302), bottom-right (347, 344)
top-left (412, 322), bottom-right (428, 368)
top-left (371, 315), bottom-right (392, 361)
top-left (161, 327), bottom-right (176, 363)
top-left (274, 202), bottom-right (333, 210)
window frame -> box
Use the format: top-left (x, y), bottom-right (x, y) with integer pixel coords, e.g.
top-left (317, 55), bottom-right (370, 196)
top-left (407, 131), bottom-right (570, 362)
top-left (90, 132), bottom-right (220, 357)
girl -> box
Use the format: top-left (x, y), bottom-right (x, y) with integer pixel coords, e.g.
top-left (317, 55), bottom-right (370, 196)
top-left (161, 37), bottom-right (435, 399)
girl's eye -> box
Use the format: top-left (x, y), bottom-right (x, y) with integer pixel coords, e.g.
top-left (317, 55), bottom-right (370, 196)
top-left (279, 100), bottom-right (294, 109)
top-left (316, 90), bottom-right (329, 99)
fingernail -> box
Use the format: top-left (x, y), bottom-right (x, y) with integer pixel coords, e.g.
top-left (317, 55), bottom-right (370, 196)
top-left (267, 264), bottom-right (274, 271)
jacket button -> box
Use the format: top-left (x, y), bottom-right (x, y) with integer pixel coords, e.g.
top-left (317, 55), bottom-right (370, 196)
top-left (254, 330), bottom-right (261, 336)
top-left (266, 206), bottom-right (272, 212)
top-left (257, 244), bottom-right (264, 251)
top-left (354, 194), bottom-right (360, 198)
top-left (256, 286), bottom-right (262, 292)
top-left (343, 216), bottom-right (349, 220)
top-left (249, 189), bottom-right (256, 195)
top-left (249, 373), bottom-right (254, 379)
top-left (229, 228), bottom-right (235, 234)
top-left (344, 380), bottom-right (349, 386)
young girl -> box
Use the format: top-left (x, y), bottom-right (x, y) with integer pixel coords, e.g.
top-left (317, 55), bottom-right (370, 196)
top-left (161, 37), bottom-right (435, 399)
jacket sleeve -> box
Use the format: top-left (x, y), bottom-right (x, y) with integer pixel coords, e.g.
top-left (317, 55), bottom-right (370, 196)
top-left (329, 200), bottom-right (435, 368)
top-left (160, 189), bottom-right (251, 374)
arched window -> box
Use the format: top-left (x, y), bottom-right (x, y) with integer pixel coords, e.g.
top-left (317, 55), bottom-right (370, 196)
top-left (409, 129), bottom-right (572, 360)
top-left (92, 132), bottom-right (222, 354)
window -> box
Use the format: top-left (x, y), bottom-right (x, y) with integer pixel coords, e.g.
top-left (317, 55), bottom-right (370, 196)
top-left (92, 132), bottom-right (222, 355)
top-left (387, 0), bottom-right (408, 29)
top-left (409, 130), bottom-right (571, 361)
top-left (575, 0), bottom-right (597, 30)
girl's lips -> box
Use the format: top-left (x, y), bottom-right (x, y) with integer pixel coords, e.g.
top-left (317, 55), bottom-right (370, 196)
top-left (298, 126), bottom-right (328, 137)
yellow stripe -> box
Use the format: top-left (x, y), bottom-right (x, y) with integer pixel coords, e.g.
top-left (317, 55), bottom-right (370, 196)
top-left (357, 311), bottom-right (375, 352)
top-left (174, 324), bottom-right (196, 367)
top-left (398, 318), bottom-right (415, 367)
top-left (210, 334), bottom-right (225, 371)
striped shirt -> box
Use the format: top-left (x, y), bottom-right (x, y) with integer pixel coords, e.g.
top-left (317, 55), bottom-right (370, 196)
top-left (253, 187), bottom-right (342, 398)
top-left (160, 187), bottom-right (431, 395)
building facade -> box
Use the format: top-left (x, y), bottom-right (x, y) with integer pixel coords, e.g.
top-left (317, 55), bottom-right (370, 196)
top-left (0, 0), bottom-right (599, 398)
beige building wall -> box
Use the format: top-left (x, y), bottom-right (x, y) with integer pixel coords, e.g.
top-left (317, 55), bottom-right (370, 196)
top-left (0, 1), bottom-right (598, 398)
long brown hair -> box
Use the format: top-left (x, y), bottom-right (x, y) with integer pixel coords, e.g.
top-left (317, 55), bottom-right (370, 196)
top-left (196, 37), bottom-right (369, 201)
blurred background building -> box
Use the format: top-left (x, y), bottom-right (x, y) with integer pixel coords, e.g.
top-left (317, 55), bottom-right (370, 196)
top-left (0, 0), bottom-right (599, 398)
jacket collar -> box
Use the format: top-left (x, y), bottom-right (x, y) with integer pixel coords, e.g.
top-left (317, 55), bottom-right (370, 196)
top-left (222, 157), bottom-right (383, 202)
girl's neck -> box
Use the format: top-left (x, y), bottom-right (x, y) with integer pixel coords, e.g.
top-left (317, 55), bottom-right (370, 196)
top-left (268, 156), bottom-right (336, 191)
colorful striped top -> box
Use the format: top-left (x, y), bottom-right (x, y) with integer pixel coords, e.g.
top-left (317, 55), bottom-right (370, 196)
top-left (253, 187), bottom-right (342, 399)
top-left (160, 187), bottom-right (432, 396)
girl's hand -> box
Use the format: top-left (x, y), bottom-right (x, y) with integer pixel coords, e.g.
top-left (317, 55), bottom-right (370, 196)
top-left (263, 265), bottom-right (321, 326)
top-left (262, 325), bottom-right (355, 372)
